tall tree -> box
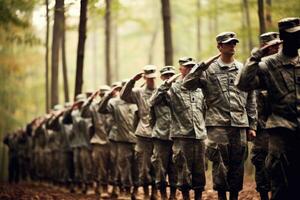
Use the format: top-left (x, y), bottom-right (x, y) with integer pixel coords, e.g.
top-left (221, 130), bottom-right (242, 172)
top-left (161, 0), bottom-right (173, 65)
top-left (45, 0), bottom-right (50, 112)
top-left (266, 0), bottom-right (272, 28)
top-left (74, 0), bottom-right (88, 98)
top-left (196, 0), bottom-right (201, 59)
top-left (51, 0), bottom-right (64, 107)
top-left (257, 0), bottom-right (266, 34)
top-left (113, 0), bottom-right (119, 81)
top-left (61, 2), bottom-right (69, 102)
top-left (243, 0), bottom-right (254, 51)
top-left (105, 0), bottom-right (112, 85)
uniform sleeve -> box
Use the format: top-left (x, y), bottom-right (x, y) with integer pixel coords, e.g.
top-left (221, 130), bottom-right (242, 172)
top-left (120, 79), bottom-right (138, 104)
top-left (246, 90), bottom-right (257, 131)
top-left (182, 62), bottom-right (207, 90)
top-left (235, 50), bottom-right (267, 91)
top-left (98, 93), bottom-right (113, 114)
top-left (81, 101), bottom-right (93, 118)
top-left (149, 83), bottom-right (170, 106)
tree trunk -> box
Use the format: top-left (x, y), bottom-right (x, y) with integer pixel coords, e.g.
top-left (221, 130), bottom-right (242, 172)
top-left (257, 0), bottom-right (266, 35)
top-left (105, 0), bottom-right (112, 85)
top-left (74, 0), bottom-right (88, 99)
top-left (161, 0), bottom-right (173, 66)
top-left (45, 0), bottom-right (49, 112)
top-left (196, 0), bottom-right (201, 60)
top-left (243, 0), bottom-right (254, 51)
top-left (51, 0), bottom-right (64, 107)
top-left (61, 4), bottom-right (69, 102)
top-left (266, 0), bottom-right (272, 28)
top-left (148, 23), bottom-right (159, 64)
top-left (113, 0), bottom-right (119, 81)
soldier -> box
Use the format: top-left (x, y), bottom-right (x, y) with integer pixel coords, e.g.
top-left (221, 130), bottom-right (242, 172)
top-left (120, 65), bottom-right (158, 199)
top-left (63, 94), bottom-right (93, 194)
top-left (183, 32), bottom-right (257, 200)
top-left (80, 85), bottom-right (112, 196)
top-left (149, 66), bottom-right (177, 200)
top-left (236, 17), bottom-right (300, 200)
top-left (151, 58), bottom-right (208, 200)
top-left (3, 132), bottom-right (20, 184)
top-left (17, 128), bottom-right (30, 182)
top-left (250, 32), bottom-right (282, 200)
top-left (99, 80), bottom-right (138, 198)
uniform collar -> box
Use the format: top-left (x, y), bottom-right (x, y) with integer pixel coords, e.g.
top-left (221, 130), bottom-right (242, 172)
top-left (277, 50), bottom-right (300, 66)
top-left (217, 58), bottom-right (238, 71)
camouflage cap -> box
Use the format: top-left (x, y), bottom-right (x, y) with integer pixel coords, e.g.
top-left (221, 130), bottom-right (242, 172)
top-left (178, 57), bottom-right (194, 65)
top-left (181, 60), bottom-right (197, 67)
top-left (75, 93), bottom-right (86, 103)
top-left (99, 85), bottom-right (111, 92)
top-left (143, 65), bottom-right (157, 78)
top-left (160, 66), bottom-right (176, 75)
top-left (260, 32), bottom-right (280, 45)
top-left (53, 104), bottom-right (63, 111)
top-left (278, 17), bottom-right (300, 33)
top-left (216, 32), bottom-right (239, 44)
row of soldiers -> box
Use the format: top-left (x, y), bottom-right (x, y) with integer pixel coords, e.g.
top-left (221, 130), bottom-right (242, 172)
top-left (3, 17), bottom-right (300, 200)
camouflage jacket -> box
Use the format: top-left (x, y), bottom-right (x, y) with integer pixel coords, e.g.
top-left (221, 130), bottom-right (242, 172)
top-left (152, 78), bottom-right (207, 140)
top-left (236, 50), bottom-right (300, 131)
top-left (183, 58), bottom-right (257, 130)
top-left (120, 79), bottom-right (156, 138)
top-left (149, 88), bottom-right (173, 140)
top-left (81, 101), bottom-right (112, 145)
top-left (99, 95), bottom-right (137, 143)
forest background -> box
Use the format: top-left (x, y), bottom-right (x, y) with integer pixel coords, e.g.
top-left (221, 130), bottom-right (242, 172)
top-left (0, 0), bottom-right (299, 180)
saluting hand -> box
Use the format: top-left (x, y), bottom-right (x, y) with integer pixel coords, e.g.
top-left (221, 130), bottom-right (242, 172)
top-left (132, 72), bottom-right (144, 81)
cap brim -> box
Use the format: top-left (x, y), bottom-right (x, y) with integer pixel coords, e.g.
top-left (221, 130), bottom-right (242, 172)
top-left (161, 71), bottom-right (175, 75)
top-left (285, 26), bottom-right (300, 33)
top-left (221, 38), bottom-right (239, 44)
top-left (144, 73), bottom-right (157, 78)
top-left (266, 39), bottom-right (283, 45)
top-left (182, 61), bottom-right (196, 67)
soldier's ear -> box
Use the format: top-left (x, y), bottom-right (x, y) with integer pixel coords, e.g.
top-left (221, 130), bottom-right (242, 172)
top-left (217, 43), bottom-right (222, 50)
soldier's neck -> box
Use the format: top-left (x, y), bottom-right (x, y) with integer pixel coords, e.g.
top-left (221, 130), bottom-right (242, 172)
top-left (220, 54), bottom-right (234, 64)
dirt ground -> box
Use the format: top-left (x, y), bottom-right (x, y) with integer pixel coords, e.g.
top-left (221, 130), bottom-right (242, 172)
top-left (0, 176), bottom-right (261, 200)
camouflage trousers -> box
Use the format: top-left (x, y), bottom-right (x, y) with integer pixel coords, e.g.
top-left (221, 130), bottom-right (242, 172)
top-left (33, 149), bottom-right (45, 180)
top-left (116, 142), bottom-right (138, 187)
top-left (8, 153), bottom-right (19, 183)
top-left (73, 147), bottom-right (93, 184)
top-left (266, 128), bottom-right (300, 200)
top-left (109, 141), bottom-right (120, 186)
top-left (135, 136), bottom-right (155, 186)
top-left (151, 139), bottom-right (177, 188)
top-left (58, 150), bottom-right (74, 183)
top-left (91, 144), bottom-right (110, 185)
top-left (251, 128), bottom-right (270, 193)
top-left (51, 150), bottom-right (60, 182)
top-left (206, 127), bottom-right (247, 192)
top-left (172, 138), bottom-right (206, 191)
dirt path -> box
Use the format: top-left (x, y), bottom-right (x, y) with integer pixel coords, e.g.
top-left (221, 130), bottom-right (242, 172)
top-left (0, 177), bottom-right (261, 200)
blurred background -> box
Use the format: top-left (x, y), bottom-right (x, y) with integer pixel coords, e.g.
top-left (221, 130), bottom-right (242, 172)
top-left (0, 0), bottom-right (299, 180)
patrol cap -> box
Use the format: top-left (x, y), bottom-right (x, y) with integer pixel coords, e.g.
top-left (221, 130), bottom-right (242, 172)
top-left (75, 93), bottom-right (86, 103)
top-left (260, 32), bottom-right (280, 45)
top-left (111, 81), bottom-right (122, 88)
top-left (143, 65), bottom-right (157, 78)
top-left (64, 102), bottom-right (72, 108)
top-left (160, 66), bottom-right (175, 75)
top-left (99, 85), bottom-right (111, 92)
top-left (216, 32), bottom-right (239, 44)
top-left (121, 79), bottom-right (130, 86)
top-left (181, 60), bottom-right (197, 67)
top-left (53, 104), bottom-right (63, 111)
top-left (178, 57), bottom-right (194, 65)
top-left (278, 17), bottom-right (300, 33)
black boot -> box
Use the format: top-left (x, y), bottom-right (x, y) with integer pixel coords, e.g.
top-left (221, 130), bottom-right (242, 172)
top-left (218, 191), bottom-right (227, 200)
top-left (160, 185), bottom-right (167, 200)
top-left (182, 189), bottom-right (190, 200)
top-left (194, 189), bottom-right (202, 200)
top-left (229, 191), bottom-right (238, 200)
top-left (259, 191), bottom-right (269, 200)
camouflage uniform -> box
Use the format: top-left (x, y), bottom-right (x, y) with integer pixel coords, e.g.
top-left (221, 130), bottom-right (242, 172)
top-left (183, 57), bottom-right (257, 194)
top-left (152, 78), bottom-right (207, 193)
top-left (17, 130), bottom-right (30, 181)
top-left (81, 100), bottom-right (112, 192)
top-left (120, 79), bottom-right (156, 188)
top-left (236, 17), bottom-right (300, 200)
top-left (3, 133), bottom-right (20, 183)
top-left (99, 93), bottom-right (138, 191)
